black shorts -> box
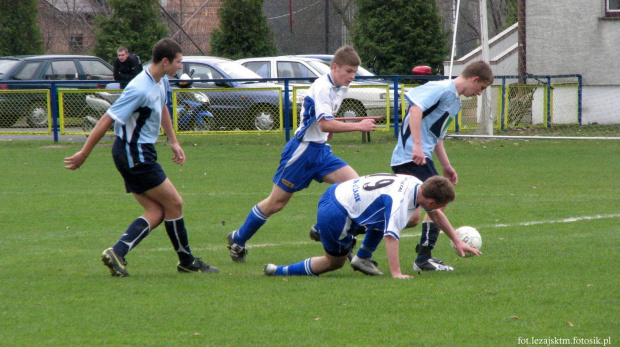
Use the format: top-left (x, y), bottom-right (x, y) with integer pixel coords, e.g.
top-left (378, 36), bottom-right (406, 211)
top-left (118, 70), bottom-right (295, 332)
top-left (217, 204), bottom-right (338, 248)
top-left (391, 159), bottom-right (438, 181)
top-left (112, 138), bottom-right (166, 194)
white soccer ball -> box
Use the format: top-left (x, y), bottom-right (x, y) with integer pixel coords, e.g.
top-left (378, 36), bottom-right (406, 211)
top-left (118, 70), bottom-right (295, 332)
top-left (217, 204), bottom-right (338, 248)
top-left (450, 226), bottom-right (482, 258)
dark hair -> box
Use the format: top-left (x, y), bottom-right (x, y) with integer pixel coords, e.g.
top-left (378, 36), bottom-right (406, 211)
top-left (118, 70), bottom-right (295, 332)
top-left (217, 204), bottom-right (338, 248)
top-left (152, 38), bottom-right (182, 64)
top-left (420, 176), bottom-right (455, 205)
top-left (332, 45), bottom-right (361, 67)
top-left (461, 60), bottom-right (494, 84)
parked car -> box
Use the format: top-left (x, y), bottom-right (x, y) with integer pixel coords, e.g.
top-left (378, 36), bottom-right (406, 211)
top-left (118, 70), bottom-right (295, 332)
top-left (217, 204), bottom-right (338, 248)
top-left (163, 56), bottom-right (282, 131)
top-left (235, 56), bottom-right (391, 119)
top-left (0, 55), bottom-right (114, 127)
top-left (295, 54), bottom-right (381, 82)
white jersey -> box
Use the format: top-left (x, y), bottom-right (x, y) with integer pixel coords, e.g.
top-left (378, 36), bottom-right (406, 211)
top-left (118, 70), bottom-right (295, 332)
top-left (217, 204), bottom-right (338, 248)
top-left (294, 73), bottom-right (348, 142)
top-left (333, 174), bottom-right (422, 240)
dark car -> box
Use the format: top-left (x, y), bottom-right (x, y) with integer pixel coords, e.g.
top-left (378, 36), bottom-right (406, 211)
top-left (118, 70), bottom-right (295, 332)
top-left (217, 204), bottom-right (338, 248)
top-left (171, 56), bottom-right (282, 131)
top-left (0, 55), bottom-right (113, 127)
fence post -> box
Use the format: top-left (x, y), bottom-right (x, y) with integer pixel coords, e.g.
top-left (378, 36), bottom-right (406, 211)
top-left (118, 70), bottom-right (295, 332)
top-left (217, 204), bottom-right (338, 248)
top-left (51, 82), bottom-right (59, 142)
top-left (577, 74), bottom-right (582, 125)
top-left (393, 76), bottom-right (400, 137)
top-left (546, 76), bottom-right (551, 128)
top-left (284, 79), bottom-right (290, 142)
top-left (501, 76), bottom-right (506, 130)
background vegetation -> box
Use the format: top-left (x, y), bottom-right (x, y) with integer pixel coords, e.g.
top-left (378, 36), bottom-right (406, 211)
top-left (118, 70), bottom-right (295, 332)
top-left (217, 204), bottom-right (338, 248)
top-left (0, 0), bottom-right (44, 56)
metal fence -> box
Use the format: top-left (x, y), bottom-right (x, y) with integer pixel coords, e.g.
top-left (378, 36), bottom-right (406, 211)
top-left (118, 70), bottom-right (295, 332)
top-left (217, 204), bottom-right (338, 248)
top-left (3, 74), bottom-right (614, 141)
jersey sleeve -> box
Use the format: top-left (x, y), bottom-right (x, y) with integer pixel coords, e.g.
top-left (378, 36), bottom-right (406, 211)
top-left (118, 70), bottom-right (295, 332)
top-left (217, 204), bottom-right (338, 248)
top-left (106, 86), bottom-right (145, 125)
top-left (405, 83), bottom-right (444, 112)
top-left (313, 84), bottom-right (335, 121)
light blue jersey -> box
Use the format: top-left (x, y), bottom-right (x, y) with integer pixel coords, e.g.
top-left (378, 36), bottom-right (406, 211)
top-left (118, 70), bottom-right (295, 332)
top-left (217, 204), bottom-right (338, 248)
top-left (332, 174), bottom-right (422, 240)
top-left (107, 68), bottom-right (170, 145)
top-left (391, 80), bottom-right (461, 166)
top-left (295, 73), bottom-right (348, 142)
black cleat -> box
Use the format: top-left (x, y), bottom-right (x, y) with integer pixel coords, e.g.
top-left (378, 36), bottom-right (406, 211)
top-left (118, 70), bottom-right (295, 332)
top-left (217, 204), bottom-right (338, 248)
top-left (177, 258), bottom-right (219, 273)
top-left (101, 248), bottom-right (129, 277)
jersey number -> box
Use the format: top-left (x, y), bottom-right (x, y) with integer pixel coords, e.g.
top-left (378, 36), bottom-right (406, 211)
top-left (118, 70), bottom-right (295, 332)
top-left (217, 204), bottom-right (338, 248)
top-left (363, 179), bottom-right (395, 191)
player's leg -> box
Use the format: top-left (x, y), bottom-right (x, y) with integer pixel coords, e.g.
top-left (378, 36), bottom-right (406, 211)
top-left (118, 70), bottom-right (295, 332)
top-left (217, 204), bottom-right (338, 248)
top-left (351, 228), bottom-right (384, 275)
top-left (264, 253), bottom-right (348, 276)
top-left (321, 164), bottom-right (358, 184)
top-left (227, 185), bottom-right (294, 262)
top-left (142, 179), bottom-right (219, 273)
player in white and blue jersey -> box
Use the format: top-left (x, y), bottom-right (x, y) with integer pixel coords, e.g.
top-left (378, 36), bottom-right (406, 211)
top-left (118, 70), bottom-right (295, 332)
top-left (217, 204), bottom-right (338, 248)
top-left (390, 61), bottom-right (493, 272)
top-left (227, 46), bottom-right (377, 263)
top-left (64, 39), bottom-right (218, 277)
top-left (263, 174), bottom-right (481, 278)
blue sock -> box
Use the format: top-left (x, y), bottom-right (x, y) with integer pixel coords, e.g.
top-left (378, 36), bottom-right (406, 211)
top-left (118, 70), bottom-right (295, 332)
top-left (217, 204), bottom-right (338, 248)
top-left (235, 205), bottom-right (268, 246)
top-left (165, 217), bottom-right (195, 265)
top-left (356, 229), bottom-right (384, 259)
top-left (113, 217), bottom-right (150, 257)
top-left (274, 258), bottom-right (316, 276)
top-left (416, 222), bottom-right (439, 262)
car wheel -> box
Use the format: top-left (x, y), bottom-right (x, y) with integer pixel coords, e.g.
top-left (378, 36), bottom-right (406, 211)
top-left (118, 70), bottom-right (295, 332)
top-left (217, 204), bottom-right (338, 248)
top-left (248, 105), bottom-right (278, 131)
top-left (337, 99), bottom-right (367, 120)
top-left (27, 101), bottom-right (49, 128)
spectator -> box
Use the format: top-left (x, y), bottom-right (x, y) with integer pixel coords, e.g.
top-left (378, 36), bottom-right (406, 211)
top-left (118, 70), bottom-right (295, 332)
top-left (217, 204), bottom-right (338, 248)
top-left (113, 46), bottom-right (143, 88)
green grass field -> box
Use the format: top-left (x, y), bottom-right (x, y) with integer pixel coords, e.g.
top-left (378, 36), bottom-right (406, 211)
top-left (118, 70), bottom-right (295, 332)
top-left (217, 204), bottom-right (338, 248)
top-left (1, 132), bottom-right (618, 346)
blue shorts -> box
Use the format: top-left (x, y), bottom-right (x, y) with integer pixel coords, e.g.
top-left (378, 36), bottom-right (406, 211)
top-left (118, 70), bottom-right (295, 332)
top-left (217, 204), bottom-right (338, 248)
top-left (112, 138), bottom-right (167, 194)
top-left (391, 158), bottom-right (438, 181)
top-left (272, 138), bottom-right (348, 193)
top-left (315, 186), bottom-right (356, 257)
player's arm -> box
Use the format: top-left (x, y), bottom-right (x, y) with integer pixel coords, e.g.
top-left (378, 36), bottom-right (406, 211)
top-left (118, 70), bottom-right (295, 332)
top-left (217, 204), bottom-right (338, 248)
top-left (435, 140), bottom-right (457, 184)
top-left (408, 105), bottom-right (425, 165)
top-left (318, 117), bottom-right (376, 133)
top-left (426, 209), bottom-right (481, 257)
top-left (384, 235), bottom-right (413, 279)
top-left (64, 114), bottom-right (114, 170)
top-left (160, 105), bottom-right (185, 165)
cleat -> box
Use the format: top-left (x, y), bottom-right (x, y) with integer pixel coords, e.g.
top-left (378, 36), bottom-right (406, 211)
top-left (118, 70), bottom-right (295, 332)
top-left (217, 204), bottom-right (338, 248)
top-left (413, 258), bottom-right (454, 272)
top-left (309, 226), bottom-right (321, 242)
top-left (227, 231), bottom-right (247, 263)
top-left (177, 258), bottom-right (219, 274)
top-left (264, 264), bottom-right (278, 276)
top-left (350, 255), bottom-right (383, 276)
top-left (430, 257), bottom-right (444, 264)
top-left (101, 247), bottom-right (129, 277)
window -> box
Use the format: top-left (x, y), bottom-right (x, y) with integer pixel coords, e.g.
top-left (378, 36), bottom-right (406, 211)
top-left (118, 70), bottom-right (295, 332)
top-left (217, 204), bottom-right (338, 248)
top-left (70, 35), bottom-right (83, 51)
top-left (607, 0), bottom-right (620, 16)
top-left (277, 61), bottom-right (317, 82)
top-left (243, 61), bottom-right (271, 78)
top-left (13, 62), bottom-right (42, 80)
top-left (44, 61), bottom-right (78, 80)
top-left (80, 60), bottom-right (113, 80)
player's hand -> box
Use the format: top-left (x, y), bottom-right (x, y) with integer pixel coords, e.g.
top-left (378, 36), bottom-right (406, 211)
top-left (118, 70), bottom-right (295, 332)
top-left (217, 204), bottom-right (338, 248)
top-left (358, 118), bottom-right (376, 132)
top-left (64, 151), bottom-right (87, 170)
top-left (443, 166), bottom-right (458, 184)
top-left (170, 143), bottom-right (186, 165)
top-left (392, 273), bottom-right (414, 279)
top-left (412, 147), bottom-right (426, 165)
top-left (455, 242), bottom-right (482, 257)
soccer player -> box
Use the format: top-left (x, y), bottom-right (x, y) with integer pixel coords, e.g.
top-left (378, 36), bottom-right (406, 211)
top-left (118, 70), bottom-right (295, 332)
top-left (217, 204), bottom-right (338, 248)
top-left (390, 60), bottom-right (493, 272)
top-left (64, 38), bottom-right (218, 277)
top-left (263, 174), bottom-right (481, 278)
top-left (227, 45), bottom-right (377, 263)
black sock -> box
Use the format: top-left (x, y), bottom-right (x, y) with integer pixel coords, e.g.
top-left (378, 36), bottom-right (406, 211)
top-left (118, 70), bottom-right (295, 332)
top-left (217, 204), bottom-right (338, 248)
top-left (164, 217), bottom-right (195, 265)
top-left (416, 222), bottom-right (439, 261)
top-left (113, 217), bottom-right (151, 257)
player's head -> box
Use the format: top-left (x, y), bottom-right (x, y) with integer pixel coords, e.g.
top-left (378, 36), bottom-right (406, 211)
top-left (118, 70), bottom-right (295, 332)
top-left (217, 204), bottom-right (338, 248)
top-left (330, 45), bottom-right (360, 87)
top-left (152, 39), bottom-right (183, 75)
top-left (420, 176), bottom-right (455, 207)
top-left (117, 46), bottom-right (129, 62)
top-left (458, 60), bottom-right (494, 97)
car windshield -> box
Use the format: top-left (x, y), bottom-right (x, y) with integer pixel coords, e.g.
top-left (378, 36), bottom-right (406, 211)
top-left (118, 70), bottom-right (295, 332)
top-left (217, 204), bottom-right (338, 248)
top-left (315, 59), bottom-right (375, 77)
top-left (0, 59), bottom-right (19, 76)
top-left (306, 60), bottom-right (331, 75)
top-left (214, 60), bottom-right (263, 81)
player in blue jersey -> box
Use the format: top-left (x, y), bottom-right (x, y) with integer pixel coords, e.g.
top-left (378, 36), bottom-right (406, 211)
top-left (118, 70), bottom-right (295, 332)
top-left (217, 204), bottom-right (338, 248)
top-left (64, 38), bottom-right (218, 277)
top-left (263, 174), bottom-right (481, 278)
top-left (227, 46), bottom-right (377, 263)
top-left (390, 60), bottom-right (493, 272)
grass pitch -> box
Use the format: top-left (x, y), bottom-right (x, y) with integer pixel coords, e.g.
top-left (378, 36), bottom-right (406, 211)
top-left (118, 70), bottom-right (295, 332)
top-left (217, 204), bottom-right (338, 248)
top-left (0, 132), bottom-right (618, 346)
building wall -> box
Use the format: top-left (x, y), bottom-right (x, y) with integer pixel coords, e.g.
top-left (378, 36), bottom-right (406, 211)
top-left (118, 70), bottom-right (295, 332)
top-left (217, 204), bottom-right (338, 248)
top-left (526, 1), bottom-right (620, 85)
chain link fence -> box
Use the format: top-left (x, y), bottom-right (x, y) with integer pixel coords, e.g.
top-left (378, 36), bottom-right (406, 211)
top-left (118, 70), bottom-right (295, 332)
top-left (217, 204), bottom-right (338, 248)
top-left (0, 90), bottom-right (51, 133)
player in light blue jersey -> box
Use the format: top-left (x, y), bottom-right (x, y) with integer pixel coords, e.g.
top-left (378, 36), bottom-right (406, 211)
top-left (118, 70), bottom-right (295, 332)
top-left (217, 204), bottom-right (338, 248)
top-left (263, 174), bottom-right (481, 278)
top-left (390, 61), bottom-right (493, 272)
top-left (64, 38), bottom-right (218, 277)
top-left (227, 46), bottom-right (377, 263)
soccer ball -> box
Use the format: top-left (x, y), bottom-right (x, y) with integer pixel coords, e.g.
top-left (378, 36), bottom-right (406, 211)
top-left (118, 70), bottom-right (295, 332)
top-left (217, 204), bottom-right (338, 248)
top-left (450, 226), bottom-right (482, 257)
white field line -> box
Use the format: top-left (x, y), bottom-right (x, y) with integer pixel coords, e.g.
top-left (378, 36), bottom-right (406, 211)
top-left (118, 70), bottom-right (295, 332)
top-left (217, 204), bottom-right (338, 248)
top-left (153, 214), bottom-right (620, 252)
